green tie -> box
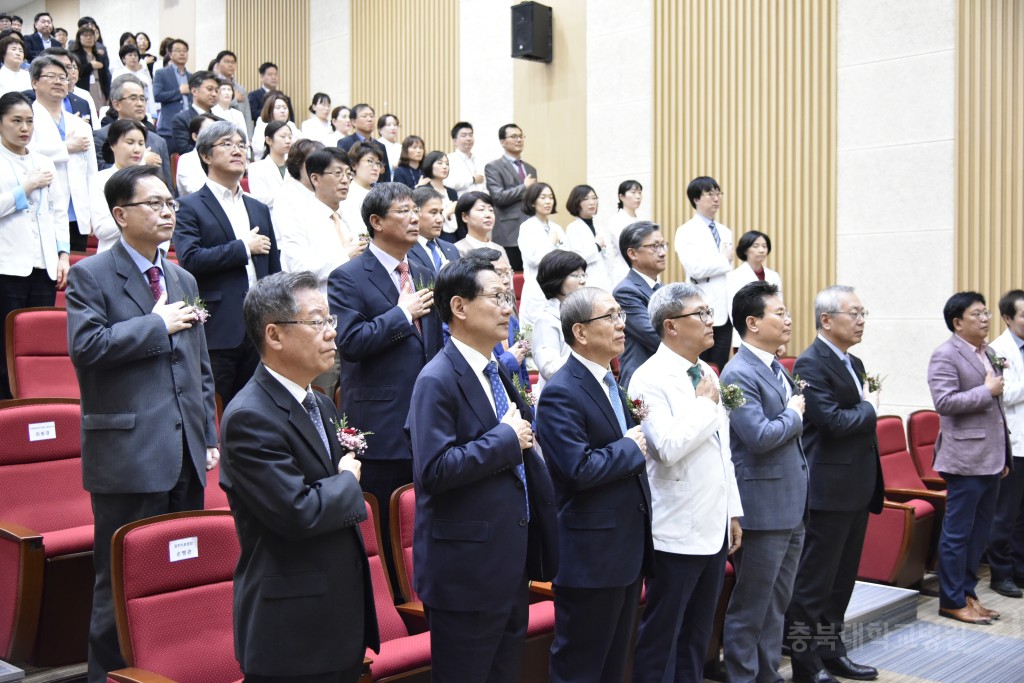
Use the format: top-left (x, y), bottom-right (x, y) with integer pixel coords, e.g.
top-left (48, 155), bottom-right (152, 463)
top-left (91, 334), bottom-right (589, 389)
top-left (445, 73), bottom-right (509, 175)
top-left (687, 365), bottom-right (702, 388)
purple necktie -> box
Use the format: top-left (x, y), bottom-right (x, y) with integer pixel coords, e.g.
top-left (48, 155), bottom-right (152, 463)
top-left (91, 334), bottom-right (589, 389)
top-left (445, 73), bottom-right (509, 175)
top-left (145, 266), bottom-right (162, 302)
top-left (515, 160), bottom-right (526, 182)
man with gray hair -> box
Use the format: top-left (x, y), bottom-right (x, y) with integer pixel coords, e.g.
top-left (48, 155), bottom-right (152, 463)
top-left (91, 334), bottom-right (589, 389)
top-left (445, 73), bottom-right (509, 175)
top-left (94, 73), bottom-right (172, 183)
top-left (174, 119), bottom-right (281, 406)
top-left (784, 285), bottom-right (882, 683)
top-left (613, 220), bottom-right (667, 388)
top-left (629, 282), bottom-right (743, 683)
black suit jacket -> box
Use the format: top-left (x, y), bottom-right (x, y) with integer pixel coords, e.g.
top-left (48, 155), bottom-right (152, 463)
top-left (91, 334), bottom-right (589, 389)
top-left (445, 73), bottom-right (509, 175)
top-left (407, 238), bottom-right (461, 276)
top-left (795, 337), bottom-right (884, 513)
top-left (220, 364), bottom-right (379, 676)
top-left (170, 106), bottom-right (206, 155)
top-left (173, 185), bottom-right (281, 350)
top-left (612, 270), bottom-right (660, 390)
top-left (247, 88), bottom-right (266, 123)
top-left (24, 33), bottom-right (49, 62)
top-left (337, 134), bottom-right (392, 183)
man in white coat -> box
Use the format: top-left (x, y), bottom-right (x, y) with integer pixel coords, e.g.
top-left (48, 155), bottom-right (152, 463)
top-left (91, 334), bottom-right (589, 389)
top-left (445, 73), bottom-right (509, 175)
top-left (629, 282), bottom-right (743, 683)
top-left (29, 55), bottom-right (97, 252)
top-left (674, 175), bottom-right (733, 372)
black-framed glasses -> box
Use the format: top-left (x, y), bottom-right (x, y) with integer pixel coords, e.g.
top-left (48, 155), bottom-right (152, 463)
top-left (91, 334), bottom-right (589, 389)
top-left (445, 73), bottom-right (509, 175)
top-left (581, 309), bottom-right (627, 325)
top-left (319, 169), bottom-right (355, 181)
top-left (272, 315), bottom-right (338, 333)
top-left (639, 242), bottom-right (668, 253)
top-left (121, 198), bottom-right (179, 212)
top-left (668, 308), bottom-right (714, 324)
top-left (480, 291), bottom-right (516, 309)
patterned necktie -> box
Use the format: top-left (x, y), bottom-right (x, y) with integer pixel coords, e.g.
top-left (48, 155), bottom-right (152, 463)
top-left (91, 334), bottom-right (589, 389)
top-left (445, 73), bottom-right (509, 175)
top-left (515, 159), bottom-right (526, 182)
top-left (603, 371), bottom-right (627, 436)
top-left (687, 365), bottom-right (703, 389)
top-left (771, 358), bottom-right (791, 400)
top-left (484, 361), bottom-right (529, 519)
top-left (709, 220), bottom-right (722, 248)
top-left (302, 390), bottom-right (332, 457)
top-left (427, 240), bottom-right (442, 273)
top-left (395, 261), bottom-right (422, 335)
top-left (145, 266), bottom-right (162, 302)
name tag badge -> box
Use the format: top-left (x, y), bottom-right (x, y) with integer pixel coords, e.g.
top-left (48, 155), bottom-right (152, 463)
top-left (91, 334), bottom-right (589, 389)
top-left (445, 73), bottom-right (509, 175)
top-left (28, 421), bottom-right (56, 441)
top-left (169, 536), bottom-right (198, 563)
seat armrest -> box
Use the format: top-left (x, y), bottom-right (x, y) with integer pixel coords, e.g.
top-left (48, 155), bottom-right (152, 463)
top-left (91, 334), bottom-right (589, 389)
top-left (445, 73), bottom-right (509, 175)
top-left (107, 667), bottom-right (180, 683)
top-left (529, 581), bottom-right (554, 598)
top-left (396, 601), bottom-right (428, 634)
top-left (0, 521), bottom-right (45, 663)
top-left (921, 477), bottom-right (946, 491)
top-left (885, 487), bottom-right (946, 503)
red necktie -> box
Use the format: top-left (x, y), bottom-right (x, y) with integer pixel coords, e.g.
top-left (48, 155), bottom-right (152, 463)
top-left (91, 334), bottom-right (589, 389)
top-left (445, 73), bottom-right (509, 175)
top-left (145, 266), bottom-right (162, 302)
top-left (395, 261), bottom-right (421, 335)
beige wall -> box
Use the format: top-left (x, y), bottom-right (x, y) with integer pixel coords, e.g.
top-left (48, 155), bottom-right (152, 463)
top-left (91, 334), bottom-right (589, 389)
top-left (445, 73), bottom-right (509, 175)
top-left (226, 0), bottom-right (310, 115)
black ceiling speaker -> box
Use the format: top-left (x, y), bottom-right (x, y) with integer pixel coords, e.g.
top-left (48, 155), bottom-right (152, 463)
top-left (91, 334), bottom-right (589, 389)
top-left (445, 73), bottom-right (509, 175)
top-left (511, 2), bottom-right (553, 63)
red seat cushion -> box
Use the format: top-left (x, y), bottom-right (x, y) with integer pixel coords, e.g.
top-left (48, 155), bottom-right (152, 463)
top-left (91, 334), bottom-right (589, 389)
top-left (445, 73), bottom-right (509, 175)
top-left (902, 498), bottom-right (936, 518)
top-left (43, 524), bottom-right (94, 557)
top-left (526, 599), bottom-right (554, 635)
top-left (908, 410), bottom-right (941, 479)
top-left (365, 631), bottom-right (431, 680)
top-left (9, 310), bottom-right (78, 398)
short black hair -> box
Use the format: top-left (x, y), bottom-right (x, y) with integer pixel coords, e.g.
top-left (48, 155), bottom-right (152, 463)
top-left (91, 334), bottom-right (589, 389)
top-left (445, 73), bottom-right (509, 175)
top-left (999, 290), bottom-right (1024, 321)
top-left (103, 165), bottom-right (166, 212)
top-left (348, 140), bottom-right (382, 168)
top-left (188, 112), bottom-right (221, 139)
top-left (350, 103), bottom-right (373, 120)
top-left (943, 291), bottom-right (986, 332)
top-left (308, 92), bottom-right (330, 114)
top-left (263, 120), bottom-right (289, 143)
top-left (118, 44), bottom-right (140, 61)
top-left (618, 220), bottom-right (660, 265)
top-left (451, 121), bottom-right (472, 139)
top-left (169, 38), bottom-right (189, 52)
top-left (305, 146), bottom-right (348, 178)
top-left (361, 182), bottom-right (414, 235)
top-left (258, 61), bottom-right (277, 75)
top-left (498, 123), bottom-right (521, 140)
top-left (732, 281), bottom-right (780, 340)
top-left (464, 247), bottom-right (502, 263)
top-left (537, 250), bottom-right (586, 300)
top-left (455, 191), bottom-right (492, 234)
top-left (736, 230), bottom-right (772, 262)
top-left (102, 118), bottom-right (147, 164)
top-left (33, 12), bottom-right (51, 26)
top-left (566, 184), bottom-right (595, 218)
top-left (435, 257), bottom-right (495, 324)
top-left (376, 113), bottom-right (398, 132)
top-left (188, 70), bottom-right (217, 90)
top-left (398, 135), bottom-right (425, 167)
top-left (413, 186), bottom-right (443, 208)
top-left (522, 182), bottom-right (556, 216)
top-left (213, 50), bottom-right (237, 65)
top-left (288, 139), bottom-right (326, 179)
top-left (0, 91), bottom-right (31, 119)
top-left (617, 179), bottom-right (642, 209)
top-left (686, 176), bottom-right (720, 209)
top-left (118, 32), bottom-right (135, 47)
top-left (421, 151), bottom-right (448, 180)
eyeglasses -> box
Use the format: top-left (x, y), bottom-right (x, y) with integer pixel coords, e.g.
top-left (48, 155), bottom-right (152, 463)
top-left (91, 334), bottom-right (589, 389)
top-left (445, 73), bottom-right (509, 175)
top-left (121, 198), bottom-right (179, 212)
top-left (37, 73), bottom-right (70, 84)
top-left (387, 207), bottom-right (416, 218)
top-left (639, 242), bottom-right (668, 253)
top-left (966, 310), bottom-right (991, 320)
top-left (759, 309), bottom-right (793, 321)
top-left (118, 95), bottom-right (146, 103)
top-left (361, 159), bottom-right (382, 168)
top-left (567, 272), bottom-right (587, 281)
top-left (494, 267), bottom-right (514, 280)
top-left (480, 291), bottom-right (516, 309)
top-left (831, 309), bottom-right (870, 321)
top-left (668, 308), bottom-right (714, 324)
top-left (214, 141), bottom-right (247, 152)
top-left (703, 191), bottom-right (724, 199)
top-left (273, 315), bottom-right (338, 333)
top-left (319, 169), bottom-right (355, 181)
top-left (505, 134), bottom-right (526, 141)
top-left (581, 309), bottom-right (627, 326)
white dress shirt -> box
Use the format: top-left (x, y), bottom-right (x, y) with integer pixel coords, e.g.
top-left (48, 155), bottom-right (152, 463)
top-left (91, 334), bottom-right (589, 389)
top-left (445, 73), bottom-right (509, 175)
top-left (278, 195), bottom-right (350, 298)
top-left (450, 336), bottom-right (510, 417)
top-left (175, 150), bottom-right (205, 196)
top-left (340, 183), bottom-right (371, 239)
top-left (301, 116), bottom-right (333, 143)
top-left (0, 66), bottom-right (30, 94)
top-left (368, 242), bottom-right (414, 324)
top-left (674, 213), bottom-right (734, 325)
top-left (445, 148), bottom-right (485, 196)
top-left (454, 234), bottom-right (508, 260)
top-left (245, 157), bottom-right (286, 209)
top-left (990, 329), bottom-right (1024, 458)
top-left (570, 349), bottom-right (616, 403)
top-left (205, 178), bottom-right (256, 287)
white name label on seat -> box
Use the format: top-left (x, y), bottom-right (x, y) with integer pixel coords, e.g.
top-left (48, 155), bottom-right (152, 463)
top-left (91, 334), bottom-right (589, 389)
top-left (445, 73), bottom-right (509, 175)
top-left (28, 421), bottom-right (56, 441)
top-left (169, 536), bottom-right (199, 562)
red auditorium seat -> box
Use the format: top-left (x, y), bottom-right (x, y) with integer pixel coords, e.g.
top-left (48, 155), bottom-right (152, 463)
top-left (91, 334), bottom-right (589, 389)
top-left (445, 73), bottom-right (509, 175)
top-left (361, 493), bottom-right (431, 682)
top-left (906, 409), bottom-right (944, 490)
top-left (513, 272), bottom-right (524, 309)
top-left (5, 307), bottom-right (79, 399)
top-left (106, 510), bottom-right (242, 683)
top-left (777, 356), bottom-right (797, 374)
top-left (0, 398), bottom-right (93, 666)
top-left (858, 500), bottom-right (934, 588)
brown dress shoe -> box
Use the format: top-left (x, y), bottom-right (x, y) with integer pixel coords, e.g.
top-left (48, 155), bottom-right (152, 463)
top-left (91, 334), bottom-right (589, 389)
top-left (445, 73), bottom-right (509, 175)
top-left (939, 605), bottom-right (992, 624)
top-left (967, 595), bottom-right (1000, 620)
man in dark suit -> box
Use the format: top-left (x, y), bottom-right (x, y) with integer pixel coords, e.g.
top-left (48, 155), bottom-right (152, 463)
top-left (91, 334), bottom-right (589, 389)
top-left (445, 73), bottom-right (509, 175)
top-left (785, 285), bottom-right (883, 683)
top-left (612, 220), bottom-right (666, 388)
top-left (94, 74), bottom-right (172, 184)
top-left (483, 123), bottom-right (537, 271)
top-left (536, 287), bottom-right (653, 683)
top-left (719, 280), bottom-right (808, 683)
top-left (24, 11), bottom-right (55, 61)
top-left (337, 103), bottom-right (392, 183)
top-left (409, 187), bottom-right (460, 275)
top-left (407, 256), bottom-right (557, 683)
top-left (220, 270), bottom-right (379, 683)
top-left (247, 61), bottom-right (278, 123)
top-left (328, 182), bottom-right (443, 574)
top-left (927, 291), bottom-right (1011, 625)
top-left (174, 120), bottom-right (281, 406)
top-left (66, 166), bottom-right (218, 683)
top-left (153, 39), bottom-right (191, 138)
top-left (168, 70), bottom-right (219, 155)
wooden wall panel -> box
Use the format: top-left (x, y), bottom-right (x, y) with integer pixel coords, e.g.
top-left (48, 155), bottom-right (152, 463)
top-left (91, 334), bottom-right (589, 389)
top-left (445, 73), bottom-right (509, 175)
top-left (956, 0), bottom-right (1024, 320)
top-left (226, 0), bottom-right (310, 123)
top-left (653, 0), bottom-right (836, 351)
top-left (351, 0), bottom-right (458, 153)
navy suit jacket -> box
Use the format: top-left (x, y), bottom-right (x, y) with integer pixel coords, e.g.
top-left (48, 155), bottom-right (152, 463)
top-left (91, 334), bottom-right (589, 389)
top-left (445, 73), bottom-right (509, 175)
top-left (328, 249), bottom-right (444, 461)
top-left (796, 338), bottom-right (884, 513)
top-left (536, 354), bottom-right (653, 588)
top-left (248, 88), bottom-right (266, 123)
top-left (337, 134), bottom-right (392, 183)
top-left (407, 342), bottom-right (558, 610)
top-left (153, 65), bottom-right (191, 137)
top-left (170, 106), bottom-right (205, 155)
top-left (24, 33), bottom-right (49, 62)
top-left (220, 364), bottom-right (379, 676)
top-left (613, 270), bottom-right (660, 390)
top-left (173, 185), bottom-right (281, 350)
top-left (720, 345), bottom-right (808, 531)
top-left (407, 238), bottom-right (461, 276)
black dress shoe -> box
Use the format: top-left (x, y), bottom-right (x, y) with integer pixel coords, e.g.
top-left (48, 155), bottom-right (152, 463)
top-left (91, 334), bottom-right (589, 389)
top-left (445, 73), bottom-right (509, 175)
top-left (991, 578), bottom-right (1024, 598)
top-left (823, 656), bottom-right (878, 681)
top-left (1014, 575), bottom-right (1024, 589)
top-left (792, 668), bottom-right (839, 683)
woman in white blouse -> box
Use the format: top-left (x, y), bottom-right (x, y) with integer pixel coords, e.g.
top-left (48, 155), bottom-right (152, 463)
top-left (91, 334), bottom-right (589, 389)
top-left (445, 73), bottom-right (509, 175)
top-left (376, 113), bottom-right (402, 174)
top-left (726, 230), bottom-right (783, 347)
top-left (251, 92), bottom-right (301, 161)
top-left (517, 182), bottom-right (565, 328)
top-left (322, 105), bottom-right (350, 147)
top-left (246, 121), bottom-right (291, 209)
top-left (175, 113), bottom-right (217, 197)
top-left (300, 92), bottom-right (333, 142)
top-left (211, 80), bottom-right (249, 144)
top-left (604, 179), bottom-right (644, 285)
top-left (530, 250), bottom-right (587, 396)
top-left (563, 184), bottom-right (613, 291)
top-left (90, 119), bottom-right (147, 252)
top-left (0, 92), bottom-right (69, 395)
top-left (0, 35), bottom-right (30, 94)
top-left (338, 142), bottom-right (381, 239)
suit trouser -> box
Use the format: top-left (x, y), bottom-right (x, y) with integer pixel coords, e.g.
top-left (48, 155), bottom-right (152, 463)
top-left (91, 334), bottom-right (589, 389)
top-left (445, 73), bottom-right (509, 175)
top-left (424, 576), bottom-right (530, 683)
top-left (785, 508), bottom-right (869, 675)
top-left (209, 337), bottom-right (260, 408)
top-left (0, 269), bottom-right (57, 398)
top-left (633, 540), bottom-right (728, 683)
top-left (723, 524), bottom-right (804, 683)
top-left (244, 661), bottom-right (362, 683)
top-left (86, 445), bottom-right (204, 683)
top-left (359, 459), bottom-right (413, 582)
top-left (988, 459), bottom-right (1024, 583)
top-left (939, 472), bottom-right (1000, 608)
top-left (549, 576), bottom-right (643, 683)
top-left (699, 321), bottom-right (732, 374)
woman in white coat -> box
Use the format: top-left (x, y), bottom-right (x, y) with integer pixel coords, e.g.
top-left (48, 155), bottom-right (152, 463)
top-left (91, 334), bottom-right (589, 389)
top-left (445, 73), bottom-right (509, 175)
top-left (516, 182), bottom-right (565, 329)
top-left (604, 179), bottom-right (644, 285)
top-left (246, 120), bottom-right (291, 209)
top-left (529, 250), bottom-right (587, 397)
top-left (563, 184), bottom-right (612, 291)
top-left (725, 230), bottom-right (783, 347)
top-left (90, 119), bottom-right (147, 252)
top-left (0, 92), bottom-right (70, 396)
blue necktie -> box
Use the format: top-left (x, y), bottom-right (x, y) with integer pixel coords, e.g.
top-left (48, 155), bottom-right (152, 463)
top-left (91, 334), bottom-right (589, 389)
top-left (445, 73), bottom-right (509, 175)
top-left (427, 240), bottom-right (442, 273)
top-left (687, 365), bottom-right (702, 389)
top-left (771, 359), bottom-right (791, 400)
top-left (484, 361), bottom-right (529, 520)
top-left (302, 391), bottom-right (332, 457)
top-left (603, 372), bottom-right (627, 435)
top-left (842, 355), bottom-right (862, 391)
top-left (709, 220), bottom-right (722, 248)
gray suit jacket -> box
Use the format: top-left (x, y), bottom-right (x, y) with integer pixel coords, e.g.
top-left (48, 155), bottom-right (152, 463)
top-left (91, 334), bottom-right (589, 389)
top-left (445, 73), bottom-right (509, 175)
top-left (484, 156), bottom-right (537, 247)
top-left (927, 333), bottom-right (1010, 476)
top-left (720, 345), bottom-right (808, 531)
top-left (66, 240), bottom-right (218, 494)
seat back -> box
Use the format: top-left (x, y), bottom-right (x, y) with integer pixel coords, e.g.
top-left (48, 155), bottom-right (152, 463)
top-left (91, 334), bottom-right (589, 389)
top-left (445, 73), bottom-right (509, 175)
top-left (0, 399), bottom-right (90, 536)
top-left (203, 464), bottom-right (230, 510)
top-left (778, 356), bottom-right (797, 374)
top-left (876, 415), bottom-right (926, 489)
top-left (389, 484), bottom-right (417, 603)
top-left (111, 510), bottom-right (241, 683)
top-left (5, 308), bottom-right (78, 399)
top-left (907, 409), bottom-right (941, 480)
top-left (360, 495), bottom-right (409, 644)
